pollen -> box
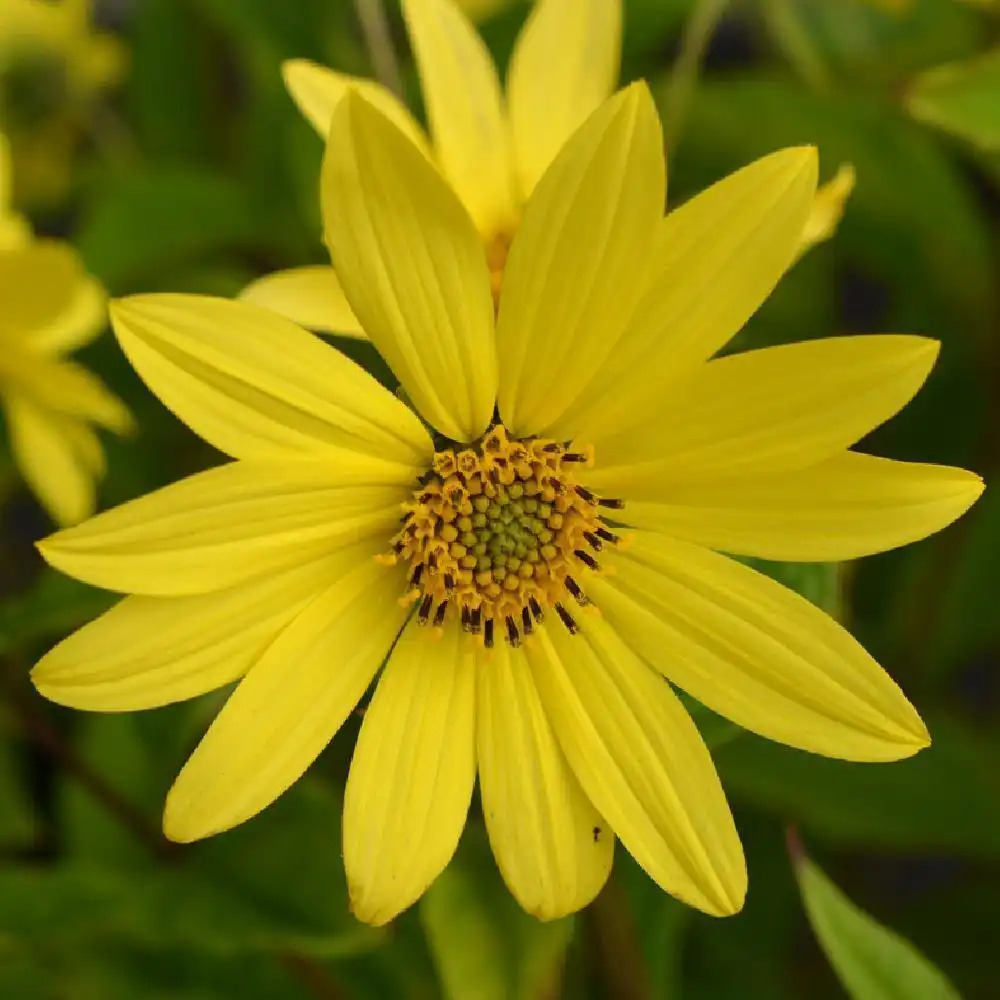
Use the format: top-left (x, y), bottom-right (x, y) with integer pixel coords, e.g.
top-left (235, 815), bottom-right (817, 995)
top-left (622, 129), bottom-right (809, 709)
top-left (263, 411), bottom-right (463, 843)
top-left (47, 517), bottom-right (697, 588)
top-left (383, 425), bottom-right (623, 648)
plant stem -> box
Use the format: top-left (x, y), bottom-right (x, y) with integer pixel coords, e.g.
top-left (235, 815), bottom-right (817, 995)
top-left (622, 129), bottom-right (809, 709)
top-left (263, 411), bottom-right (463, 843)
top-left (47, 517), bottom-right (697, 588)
top-left (1, 653), bottom-right (176, 861)
top-left (354, 0), bottom-right (405, 100)
top-left (662, 0), bottom-right (730, 152)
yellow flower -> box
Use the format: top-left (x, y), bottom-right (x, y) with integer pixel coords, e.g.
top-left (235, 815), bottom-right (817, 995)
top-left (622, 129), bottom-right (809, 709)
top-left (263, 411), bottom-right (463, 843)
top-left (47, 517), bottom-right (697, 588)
top-left (0, 0), bottom-right (126, 205)
top-left (0, 132), bottom-right (131, 525)
top-left (246, 0), bottom-right (852, 333)
top-left (32, 88), bottom-right (981, 925)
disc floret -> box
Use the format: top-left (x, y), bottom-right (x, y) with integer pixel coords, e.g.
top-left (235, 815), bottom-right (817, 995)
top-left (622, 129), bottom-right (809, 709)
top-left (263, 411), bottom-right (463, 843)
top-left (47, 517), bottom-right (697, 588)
top-left (384, 426), bottom-right (622, 648)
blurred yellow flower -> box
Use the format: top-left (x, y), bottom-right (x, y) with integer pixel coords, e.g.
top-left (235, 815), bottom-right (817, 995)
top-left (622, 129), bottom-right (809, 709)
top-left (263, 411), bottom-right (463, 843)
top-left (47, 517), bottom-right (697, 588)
top-left (0, 0), bottom-right (126, 206)
top-left (32, 89), bottom-right (981, 925)
top-left (0, 133), bottom-right (131, 525)
top-left (453, 0), bottom-right (514, 19)
top-left (248, 0), bottom-right (853, 334)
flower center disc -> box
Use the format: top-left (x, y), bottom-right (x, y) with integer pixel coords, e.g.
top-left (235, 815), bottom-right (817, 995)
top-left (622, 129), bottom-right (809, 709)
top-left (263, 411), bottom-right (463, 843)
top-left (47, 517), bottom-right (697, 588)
top-left (385, 425), bottom-right (622, 648)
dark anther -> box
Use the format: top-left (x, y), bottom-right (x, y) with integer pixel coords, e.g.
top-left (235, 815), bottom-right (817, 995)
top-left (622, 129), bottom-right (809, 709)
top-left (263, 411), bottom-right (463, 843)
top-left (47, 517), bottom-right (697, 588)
top-left (550, 479), bottom-right (566, 494)
top-left (575, 486), bottom-right (598, 505)
top-left (542, 442), bottom-right (562, 453)
top-left (574, 549), bottom-right (600, 571)
top-left (419, 491), bottom-right (435, 504)
top-left (484, 618), bottom-right (495, 649)
top-left (471, 607), bottom-right (483, 634)
top-left (565, 575), bottom-right (590, 606)
top-left (392, 540), bottom-right (405, 554)
top-left (444, 573), bottom-right (456, 592)
top-left (461, 606), bottom-right (472, 632)
top-left (583, 531), bottom-right (603, 552)
top-left (409, 563), bottom-right (424, 587)
top-left (528, 596), bottom-right (544, 622)
top-left (555, 603), bottom-right (578, 634)
top-left (433, 601), bottom-right (448, 628)
top-left (562, 452), bottom-right (587, 463)
top-left (521, 607), bottom-right (534, 635)
top-left (596, 526), bottom-right (619, 545)
top-left (597, 497), bottom-right (625, 510)
top-left (505, 616), bottom-right (520, 647)
top-left (417, 593), bottom-right (434, 624)
top-left (427, 551), bottom-right (438, 570)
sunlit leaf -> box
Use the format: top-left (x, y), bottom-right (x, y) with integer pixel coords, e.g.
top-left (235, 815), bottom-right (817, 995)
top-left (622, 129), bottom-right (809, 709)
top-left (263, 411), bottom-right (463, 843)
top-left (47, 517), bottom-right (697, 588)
top-left (792, 842), bottom-right (962, 999)
top-left (906, 50), bottom-right (1000, 151)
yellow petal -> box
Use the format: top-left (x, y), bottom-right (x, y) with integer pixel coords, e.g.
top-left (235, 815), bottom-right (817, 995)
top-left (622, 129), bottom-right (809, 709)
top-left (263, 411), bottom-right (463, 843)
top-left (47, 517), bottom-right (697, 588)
top-left (0, 213), bottom-right (30, 251)
top-left (0, 240), bottom-right (83, 331)
top-left (496, 84), bottom-right (664, 438)
top-left (3, 392), bottom-right (95, 526)
top-left (238, 266), bottom-right (365, 338)
top-left (26, 275), bottom-right (106, 355)
top-left (567, 147), bottom-right (819, 441)
top-left (401, 0), bottom-right (517, 236)
top-left (322, 92), bottom-right (497, 443)
top-left (4, 350), bottom-right (132, 434)
top-left (587, 335), bottom-right (940, 492)
top-left (38, 457), bottom-right (414, 597)
top-left (110, 294), bottom-right (431, 466)
top-left (345, 620), bottom-right (476, 925)
top-left (619, 452), bottom-right (984, 562)
top-left (528, 615), bottom-right (746, 916)
top-left (164, 556), bottom-right (407, 842)
top-left (282, 58), bottom-right (430, 157)
top-left (591, 533), bottom-right (930, 761)
top-left (31, 549), bottom-right (358, 711)
top-left (507, 0), bottom-right (621, 199)
top-left (477, 641), bottom-right (612, 919)
top-left (797, 163), bottom-right (856, 259)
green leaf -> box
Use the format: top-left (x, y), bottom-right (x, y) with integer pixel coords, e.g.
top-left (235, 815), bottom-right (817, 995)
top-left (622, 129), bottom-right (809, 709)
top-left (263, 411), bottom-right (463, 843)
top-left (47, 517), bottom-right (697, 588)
top-left (717, 715), bottom-right (1000, 859)
top-left (419, 825), bottom-right (574, 1000)
top-left (906, 49), bottom-right (1000, 151)
top-left (926, 483), bottom-right (1000, 677)
top-left (77, 168), bottom-right (257, 291)
top-left (793, 846), bottom-right (962, 999)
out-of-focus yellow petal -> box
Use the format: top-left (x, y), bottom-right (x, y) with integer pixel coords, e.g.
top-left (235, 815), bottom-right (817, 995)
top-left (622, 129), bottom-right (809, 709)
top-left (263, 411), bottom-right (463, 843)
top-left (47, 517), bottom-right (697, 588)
top-left (528, 615), bottom-right (746, 917)
top-left (31, 549), bottom-right (358, 711)
top-left (507, 0), bottom-right (621, 199)
top-left (37, 457), bottom-right (414, 597)
top-left (619, 452), bottom-right (984, 561)
top-left (164, 555), bottom-right (406, 842)
top-left (323, 92), bottom-right (497, 443)
top-left (110, 294), bottom-right (432, 466)
top-left (0, 240), bottom-right (82, 331)
top-left (797, 164), bottom-right (855, 259)
top-left (3, 391), bottom-right (95, 526)
top-left (345, 621), bottom-right (476, 926)
top-left (591, 533), bottom-right (931, 761)
top-left (566, 148), bottom-right (818, 441)
top-left (3, 349), bottom-right (132, 434)
top-left (586, 336), bottom-right (940, 491)
top-left (239, 266), bottom-right (365, 338)
top-left (281, 58), bottom-right (431, 157)
top-left (477, 641), bottom-right (613, 919)
top-left (26, 275), bottom-right (106, 355)
top-left (401, 0), bottom-right (517, 237)
top-left (497, 85), bottom-right (664, 438)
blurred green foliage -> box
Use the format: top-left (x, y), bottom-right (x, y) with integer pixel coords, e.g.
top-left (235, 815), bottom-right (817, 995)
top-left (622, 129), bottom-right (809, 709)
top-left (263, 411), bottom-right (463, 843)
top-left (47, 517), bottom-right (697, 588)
top-left (2, 0), bottom-right (999, 997)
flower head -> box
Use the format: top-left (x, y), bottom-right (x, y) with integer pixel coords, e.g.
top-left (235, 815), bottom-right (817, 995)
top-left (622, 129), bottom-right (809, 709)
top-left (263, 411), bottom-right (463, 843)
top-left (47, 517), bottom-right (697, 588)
top-left (0, 132), bottom-right (131, 525)
top-left (32, 88), bottom-right (981, 925)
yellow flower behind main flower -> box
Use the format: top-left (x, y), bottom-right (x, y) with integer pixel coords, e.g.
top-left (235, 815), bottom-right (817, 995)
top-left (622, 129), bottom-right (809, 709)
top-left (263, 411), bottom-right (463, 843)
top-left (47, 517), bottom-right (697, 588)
top-left (32, 87), bottom-right (981, 926)
top-left (0, 0), bottom-right (126, 206)
top-left (246, 0), bottom-right (852, 335)
top-left (0, 132), bottom-right (131, 525)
